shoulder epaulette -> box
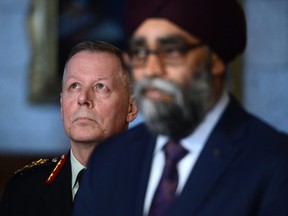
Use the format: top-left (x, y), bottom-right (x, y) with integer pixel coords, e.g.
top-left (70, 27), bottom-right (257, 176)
top-left (15, 158), bottom-right (51, 175)
top-left (45, 154), bottom-right (67, 184)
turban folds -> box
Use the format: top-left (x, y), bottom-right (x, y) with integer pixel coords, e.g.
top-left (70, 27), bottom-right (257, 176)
top-left (124, 0), bottom-right (246, 63)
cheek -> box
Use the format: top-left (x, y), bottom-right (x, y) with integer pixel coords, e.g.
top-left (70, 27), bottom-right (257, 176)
top-left (165, 67), bottom-right (192, 84)
top-left (61, 98), bottom-right (75, 120)
top-left (168, 50), bottom-right (208, 83)
top-left (100, 99), bottom-right (129, 121)
top-left (132, 69), bottom-right (144, 81)
top-left (61, 106), bottom-right (70, 125)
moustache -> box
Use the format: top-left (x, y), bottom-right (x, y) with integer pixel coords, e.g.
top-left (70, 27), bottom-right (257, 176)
top-left (70, 109), bottom-right (98, 123)
top-left (134, 78), bottom-right (179, 98)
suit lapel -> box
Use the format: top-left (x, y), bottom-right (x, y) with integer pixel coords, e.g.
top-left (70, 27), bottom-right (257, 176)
top-left (134, 127), bottom-right (157, 216)
top-left (169, 96), bottom-right (249, 216)
top-left (129, 124), bottom-right (156, 216)
top-left (109, 124), bottom-right (156, 216)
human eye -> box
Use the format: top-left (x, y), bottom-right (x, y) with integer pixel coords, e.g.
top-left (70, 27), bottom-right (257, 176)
top-left (130, 47), bottom-right (147, 60)
top-left (69, 82), bottom-right (80, 90)
top-left (161, 45), bottom-right (182, 59)
top-left (95, 83), bottom-right (109, 91)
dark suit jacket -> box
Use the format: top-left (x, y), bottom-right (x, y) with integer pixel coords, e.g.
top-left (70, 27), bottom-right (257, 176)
top-left (0, 153), bottom-right (72, 216)
top-left (74, 96), bottom-right (288, 216)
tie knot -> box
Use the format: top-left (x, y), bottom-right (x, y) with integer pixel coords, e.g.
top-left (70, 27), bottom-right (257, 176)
top-left (76, 169), bottom-right (85, 185)
top-left (163, 140), bottom-right (188, 164)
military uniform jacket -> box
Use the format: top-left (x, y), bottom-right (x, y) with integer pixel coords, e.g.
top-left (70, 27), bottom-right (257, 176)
top-left (0, 153), bottom-right (72, 216)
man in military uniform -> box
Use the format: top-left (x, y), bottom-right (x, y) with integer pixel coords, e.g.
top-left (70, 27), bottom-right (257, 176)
top-left (0, 41), bottom-right (138, 216)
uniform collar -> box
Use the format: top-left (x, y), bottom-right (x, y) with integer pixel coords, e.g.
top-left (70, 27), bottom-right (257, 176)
top-left (70, 150), bottom-right (86, 188)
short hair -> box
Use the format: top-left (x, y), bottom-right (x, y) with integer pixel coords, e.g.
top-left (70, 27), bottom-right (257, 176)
top-left (63, 40), bottom-right (131, 94)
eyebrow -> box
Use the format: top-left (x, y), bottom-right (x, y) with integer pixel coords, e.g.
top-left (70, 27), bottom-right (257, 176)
top-left (129, 37), bottom-right (146, 47)
top-left (130, 34), bottom-right (190, 47)
top-left (158, 35), bottom-right (189, 45)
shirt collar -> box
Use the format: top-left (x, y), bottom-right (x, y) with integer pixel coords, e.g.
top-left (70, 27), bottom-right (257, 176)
top-left (70, 150), bottom-right (86, 188)
top-left (154, 92), bottom-right (229, 153)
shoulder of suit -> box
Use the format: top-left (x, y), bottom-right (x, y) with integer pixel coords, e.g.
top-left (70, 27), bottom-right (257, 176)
top-left (14, 154), bottom-right (68, 184)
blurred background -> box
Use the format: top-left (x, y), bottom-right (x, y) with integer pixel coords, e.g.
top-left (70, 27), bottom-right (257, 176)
top-left (0, 0), bottom-right (287, 196)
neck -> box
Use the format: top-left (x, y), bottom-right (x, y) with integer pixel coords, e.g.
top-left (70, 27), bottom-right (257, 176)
top-left (70, 142), bottom-right (97, 166)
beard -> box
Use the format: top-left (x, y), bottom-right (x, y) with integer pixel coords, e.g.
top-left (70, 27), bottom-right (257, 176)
top-left (133, 58), bottom-right (214, 139)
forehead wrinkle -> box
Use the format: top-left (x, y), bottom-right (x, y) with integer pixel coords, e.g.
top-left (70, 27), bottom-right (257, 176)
top-left (65, 73), bottom-right (112, 83)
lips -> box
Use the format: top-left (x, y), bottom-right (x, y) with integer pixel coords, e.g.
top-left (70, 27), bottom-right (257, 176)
top-left (71, 110), bottom-right (98, 123)
top-left (75, 117), bottom-right (94, 122)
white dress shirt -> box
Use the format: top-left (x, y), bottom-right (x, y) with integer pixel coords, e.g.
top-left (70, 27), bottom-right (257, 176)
top-left (71, 150), bottom-right (86, 200)
top-left (143, 92), bottom-right (229, 215)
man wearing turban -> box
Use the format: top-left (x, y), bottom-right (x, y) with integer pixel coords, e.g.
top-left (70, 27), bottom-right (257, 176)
top-left (74, 0), bottom-right (288, 215)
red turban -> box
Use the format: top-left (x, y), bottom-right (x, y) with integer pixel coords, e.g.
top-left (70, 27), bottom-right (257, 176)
top-left (124, 0), bottom-right (246, 63)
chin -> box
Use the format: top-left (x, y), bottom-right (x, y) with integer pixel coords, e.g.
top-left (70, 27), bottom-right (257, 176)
top-left (71, 133), bottom-right (99, 143)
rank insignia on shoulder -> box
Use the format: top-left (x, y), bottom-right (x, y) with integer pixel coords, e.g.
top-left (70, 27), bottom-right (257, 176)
top-left (15, 158), bottom-right (49, 175)
top-left (45, 154), bottom-right (67, 184)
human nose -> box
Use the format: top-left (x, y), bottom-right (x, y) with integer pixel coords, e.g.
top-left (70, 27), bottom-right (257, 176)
top-left (142, 52), bottom-right (166, 77)
top-left (78, 87), bottom-right (93, 108)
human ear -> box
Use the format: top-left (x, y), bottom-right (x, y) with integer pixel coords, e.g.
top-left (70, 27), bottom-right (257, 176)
top-left (127, 95), bottom-right (138, 123)
top-left (211, 53), bottom-right (225, 77)
top-left (123, 52), bottom-right (131, 68)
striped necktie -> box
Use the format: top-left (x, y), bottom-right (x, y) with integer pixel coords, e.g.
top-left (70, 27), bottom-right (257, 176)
top-left (148, 140), bottom-right (188, 216)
